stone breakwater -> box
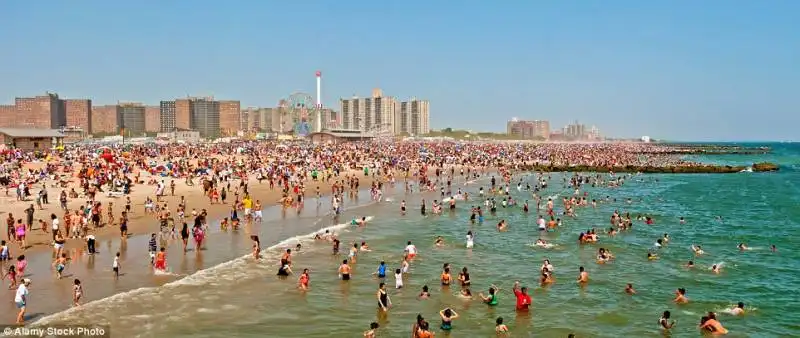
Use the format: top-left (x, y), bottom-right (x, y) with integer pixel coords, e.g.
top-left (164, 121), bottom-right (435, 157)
top-left (519, 162), bottom-right (779, 174)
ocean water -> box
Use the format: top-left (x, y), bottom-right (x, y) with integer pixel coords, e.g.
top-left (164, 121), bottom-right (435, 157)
top-left (32, 143), bottom-right (800, 337)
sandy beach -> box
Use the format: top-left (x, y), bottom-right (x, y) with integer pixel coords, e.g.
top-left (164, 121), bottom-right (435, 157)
top-left (0, 155), bottom-right (365, 324)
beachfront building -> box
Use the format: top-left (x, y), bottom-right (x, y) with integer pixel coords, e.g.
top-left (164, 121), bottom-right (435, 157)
top-left (339, 88), bottom-right (398, 134)
top-left (396, 98), bottom-right (430, 136)
top-left (117, 103), bottom-right (147, 136)
top-left (339, 88), bottom-right (429, 136)
top-left (507, 118), bottom-right (550, 140)
top-left (0, 128), bottom-right (65, 150)
top-left (160, 97), bottom-right (233, 139)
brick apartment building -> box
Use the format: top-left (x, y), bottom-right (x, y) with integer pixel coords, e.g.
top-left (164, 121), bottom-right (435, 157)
top-left (13, 93), bottom-right (66, 129)
top-left (145, 106), bottom-right (160, 133)
top-left (92, 105), bottom-right (119, 134)
top-left (219, 100), bottom-right (241, 136)
top-left (65, 99), bottom-right (92, 132)
top-left (0, 105), bottom-right (15, 127)
top-left (0, 93), bottom-right (96, 133)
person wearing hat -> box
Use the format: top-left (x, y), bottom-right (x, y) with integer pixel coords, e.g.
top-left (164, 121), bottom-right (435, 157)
top-left (15, 278), bottom-right (31, 324)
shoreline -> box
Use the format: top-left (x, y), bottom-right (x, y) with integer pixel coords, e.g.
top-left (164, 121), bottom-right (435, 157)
top-left (1, 186), bottom-right (376, 325)
top-left (0, 167), bottom-right (365, 324)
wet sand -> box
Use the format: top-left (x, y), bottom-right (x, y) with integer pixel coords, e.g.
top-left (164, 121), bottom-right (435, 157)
top-left (0, 167), bottom-right (365, 324)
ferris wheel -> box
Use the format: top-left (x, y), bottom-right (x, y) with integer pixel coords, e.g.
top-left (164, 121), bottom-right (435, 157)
top-left (279, 92), bottom-right (316, 136)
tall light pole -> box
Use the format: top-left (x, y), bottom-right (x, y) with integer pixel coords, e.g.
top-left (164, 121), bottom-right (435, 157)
top-left (315, 70), bottom-right (322, 133)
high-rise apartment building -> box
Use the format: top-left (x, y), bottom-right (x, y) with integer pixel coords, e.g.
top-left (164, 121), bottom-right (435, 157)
top-left (12, 93), bottom-right (66, 129)
top-left (174, 99), bottom-right (192, 130)
top-left (397, 98), bottom-right (430, 136)
top-left (91, 105), bottom-right (118, 134)
top-left (64, 99), bottom-right (92, 133)
top-left (159, 101), bottom-right (177, 132)
top-left (0, 105), bottom-right (15, 127)
top-left (241, 107), bottom-right (268, 131)
top-left (144, 106), bottom-right (160, 133)
top-left (117, 103), bottom-right (146, 135)
top-left (565, 121), bottom-right (587, 140)
top-left (189, 98), bottom-right (220, 139)
top-left (339, 88), bottom-right (398, 133)
top-left (0, 93), bottom-right (97, 132)
top-left (161, 97), bottom-right (227, 138)
top-left (219, 100), bottom-right (241, 136)
top-left (507, 119), bottom-right (550, 140)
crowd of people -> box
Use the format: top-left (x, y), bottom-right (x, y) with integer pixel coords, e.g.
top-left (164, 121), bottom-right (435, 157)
top-left (0, 139), bottom-right (754, 332)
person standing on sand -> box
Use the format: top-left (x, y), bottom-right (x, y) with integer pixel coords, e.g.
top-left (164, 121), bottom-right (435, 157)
top-left (73, 279), bottom-right (83, 307)
top-left (15, 278), bottom-right (31, 324)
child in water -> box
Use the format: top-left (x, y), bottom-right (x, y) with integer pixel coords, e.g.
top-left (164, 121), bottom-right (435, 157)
top-left (54, 253), bottom-right (68, 279)
top-left (73, 279), bottom-right (83, 307)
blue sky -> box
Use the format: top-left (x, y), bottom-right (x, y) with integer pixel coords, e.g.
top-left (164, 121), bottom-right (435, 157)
top-left (1, 1), bottom-right (798, 141)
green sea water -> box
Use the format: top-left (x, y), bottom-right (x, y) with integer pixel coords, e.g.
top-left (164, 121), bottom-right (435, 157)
top-left (33, 143), bottom-right (800, 337)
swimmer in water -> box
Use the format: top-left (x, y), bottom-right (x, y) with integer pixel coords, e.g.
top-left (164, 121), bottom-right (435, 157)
top-left (674, 288), bottom-right (688, 304)
top-left (495, 317), bottom-right (509, 333)
top-left (647, 252), bottom-right (659, 260)
top-left (458, 288), bottom-right (472, 299)
top-left (686, 260), bottom-right (695, 268)
top-left (435, 236), bottom-right (444, 247)
top-left (577, 266), bottom-right (589, 284)
top-left (418, 285), bottom-right (431, 299)
top-left (363, 322), bottom-right (379, 338)
top-left (659, 310), bottom-right (676, 331)
top-left (625, 283), bottom-right (636, 295)
top-left (298, 269), bottom-right (310, 290)
top-left (479, 285), bottom-right (500, 306)
top-left (466, 231), bottom-right (474, 248)
top-left (497, 220), bottom-right (507, 232)
top-left (737, 243), bottom-right (749, 251)
top-left (338, 259), bottom-right (352, 280)
top-left (699, 312), bottom-right (729, 334)
top-left (729, 302), bottom-right (745, 315)
top-left (711, 264), bottom-right (722, 274)
top-left (692, 244), bottom-right (705, 255)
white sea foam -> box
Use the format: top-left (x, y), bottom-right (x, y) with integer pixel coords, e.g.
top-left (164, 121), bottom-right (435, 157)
top-left (32, 218), bottom-right (368, 326)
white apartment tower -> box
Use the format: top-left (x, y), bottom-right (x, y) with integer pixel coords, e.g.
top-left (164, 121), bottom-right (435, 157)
top-left (339, 88), bottom-right (398, 133)
top-left (339, 89), bottom-right (430, 136)
top-left (397, 98), bottom-right (430, 136)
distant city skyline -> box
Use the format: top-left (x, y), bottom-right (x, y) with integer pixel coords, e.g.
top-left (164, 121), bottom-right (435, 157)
top-left (2, 1), bottom-right (798, 141)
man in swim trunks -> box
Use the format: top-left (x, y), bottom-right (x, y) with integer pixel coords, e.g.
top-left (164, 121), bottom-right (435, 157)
top-left (339, 259), bottom-right (351, 280)
top-left (404, 241), bottom-right (417, 259)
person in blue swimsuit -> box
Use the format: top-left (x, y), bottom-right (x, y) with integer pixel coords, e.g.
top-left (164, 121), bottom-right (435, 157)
top-left (439, 308), bottom-right (459, 330)
top-left (376, 261), bottom-right (387, 278)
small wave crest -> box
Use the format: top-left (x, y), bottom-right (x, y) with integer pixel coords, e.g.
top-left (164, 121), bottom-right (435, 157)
top-left (32, 218), bottom-right (368, 326)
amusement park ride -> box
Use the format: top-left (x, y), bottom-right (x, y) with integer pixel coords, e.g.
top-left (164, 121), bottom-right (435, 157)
top-left (275, 70), bottom-right (337, 138)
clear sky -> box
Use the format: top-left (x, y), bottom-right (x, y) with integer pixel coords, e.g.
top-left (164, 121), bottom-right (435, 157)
top-left (1, 1), bottom-right (798, 141)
